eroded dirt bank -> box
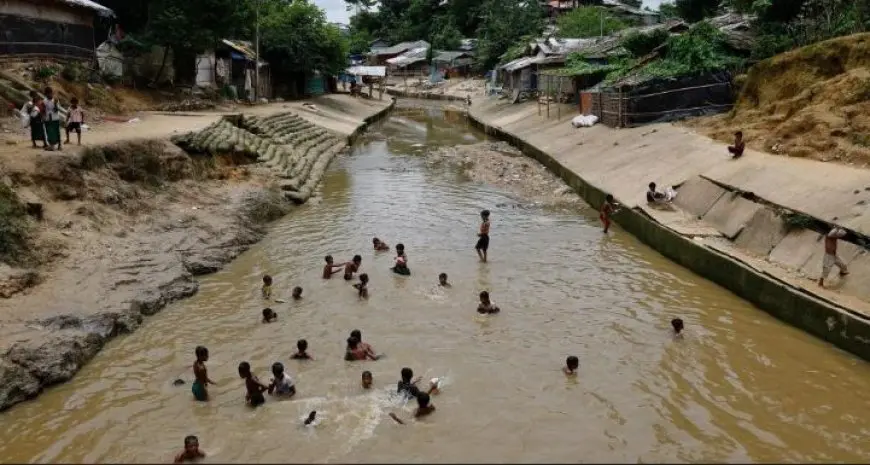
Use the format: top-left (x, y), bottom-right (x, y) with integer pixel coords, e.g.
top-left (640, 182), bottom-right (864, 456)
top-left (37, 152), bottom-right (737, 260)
top-left (0, 95), bottom-right (392, 411)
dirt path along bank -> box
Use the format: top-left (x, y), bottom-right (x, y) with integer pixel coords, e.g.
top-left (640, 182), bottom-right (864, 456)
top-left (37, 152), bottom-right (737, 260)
top-left (0, 95), bottom-right (393, 412)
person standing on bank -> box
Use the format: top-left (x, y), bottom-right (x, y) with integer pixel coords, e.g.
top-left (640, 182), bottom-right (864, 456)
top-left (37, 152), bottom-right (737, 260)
top-left (42, 87), bottom-right (63, 151)
top-left (21, 91), bottom-right (46, 149)
top-left (819, 227), bottom-right (849, 287)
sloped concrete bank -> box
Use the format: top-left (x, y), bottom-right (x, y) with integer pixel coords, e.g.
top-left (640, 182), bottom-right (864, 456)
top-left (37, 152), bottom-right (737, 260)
top-left (467, 102), bottom-right (870, 361)
top-left (0, 97), bottom-right (394, 412)
top-left (387, 88), bottom-right (467, 102)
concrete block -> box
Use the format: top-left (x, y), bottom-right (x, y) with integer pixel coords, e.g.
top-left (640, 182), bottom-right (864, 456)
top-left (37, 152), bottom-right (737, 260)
top-left (734, 207), bottom-right (788, 256)
top-left (768, 229), bottom-right (822, 271)
top-left (801, 240), bottom-right (865, 280)
top-left (839, 251), bottom-right (870, 301)
top-left (702, 192), bottom-right (763, 239)
top-left (674, 176), bottom-right (728, 218)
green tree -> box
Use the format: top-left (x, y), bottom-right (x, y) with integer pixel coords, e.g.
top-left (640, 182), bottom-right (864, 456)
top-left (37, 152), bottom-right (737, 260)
top-left (674, 0), bottom-right (721, 22)
top-left (432, 16), bottom-right (463, 50)
top-left (658, 2), bottom-right (680, 18)
top-left (556, 6), bottom-right (628, 38)
top-left (475, 0), bottom-right (544, 70)
top-left (621, 28), bottom-right (671, 58)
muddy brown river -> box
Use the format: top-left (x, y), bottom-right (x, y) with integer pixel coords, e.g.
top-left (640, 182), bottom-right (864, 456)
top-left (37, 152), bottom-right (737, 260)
top-left (2, 107), bottom-right (870, 463)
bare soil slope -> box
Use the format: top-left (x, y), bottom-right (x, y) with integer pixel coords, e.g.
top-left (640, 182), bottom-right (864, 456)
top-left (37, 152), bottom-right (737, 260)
top-left (687, 33), bottom-right (870, 165)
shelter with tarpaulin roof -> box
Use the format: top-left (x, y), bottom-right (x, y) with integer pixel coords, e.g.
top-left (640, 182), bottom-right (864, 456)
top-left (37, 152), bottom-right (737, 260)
top-left (0, 0), bottom-right (115, 61)
top-left (195, 39), bottom-right (271, 100)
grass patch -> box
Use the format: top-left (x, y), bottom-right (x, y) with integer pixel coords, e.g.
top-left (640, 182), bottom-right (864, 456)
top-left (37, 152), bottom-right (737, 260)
top-left (782, 211), bottom-right (818, 231)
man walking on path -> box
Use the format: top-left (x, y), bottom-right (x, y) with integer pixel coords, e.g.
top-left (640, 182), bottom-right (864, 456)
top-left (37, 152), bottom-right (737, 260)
top-left (819, 227), bottom-right (850, 287)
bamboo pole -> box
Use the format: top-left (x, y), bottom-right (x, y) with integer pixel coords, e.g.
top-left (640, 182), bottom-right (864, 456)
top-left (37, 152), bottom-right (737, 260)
top-left (546, 75), bottom-right (550, 119)
top-left (557, 76), bottom-right (562, 121)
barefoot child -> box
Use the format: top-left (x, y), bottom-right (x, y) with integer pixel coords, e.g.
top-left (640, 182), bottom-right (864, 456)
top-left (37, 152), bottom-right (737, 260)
top-left (238, 362), bottom-right (267, 407)
top-left (600, 194), bottom-right (618, 234)
top-left (475, 210), bottom-right (491, 262)
top-left (353, 273), bottom-right (369, 299)
top-left (174, 435), bottom-right (206, 463)
top-left (291, 339), bottom-right (314, 360)
top-left (192, 346), bottom-right (215, 402)
top-left (65, 97), bottom-right (84, 145)
top-left (728, 131), bottom-right (745, 159)
top-left (323, 255), bottom-right (344, 279)
top-left (819, 227), bottom-right (849, 287)
top-left (344, 255), bottom-right (362, 281)
top-left (477, 291), bottom-right (500, 314)
top-left (267, 362), bottom-right (296, 398)
top-left (262, 275), bottom-right (273, 299)
top-left (373, 237), bottom-right (390, 251)
top-left (262, 308), bottom-right (277, 323)
top-left (563, 356), bottom-right (579, 375)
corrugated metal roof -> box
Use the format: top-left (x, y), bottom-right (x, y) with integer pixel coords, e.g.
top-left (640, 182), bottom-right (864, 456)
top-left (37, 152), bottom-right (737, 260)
top-left (60, 0), bottom-right (115, 16)
top-left (220, 39), bottom-right (267, 65)
top-left (433, 51), bottom-right (473, 63)
top-left (386, 46), bottom-right (429, 67)
top-left (374, 40), bottom-right (430, 57)
top-left (346, 66), bottom-right (386, 77)
top-left (502, 57), bottom-right (535, 72)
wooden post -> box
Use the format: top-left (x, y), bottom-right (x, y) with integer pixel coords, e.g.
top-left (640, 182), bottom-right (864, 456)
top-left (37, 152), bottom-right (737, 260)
top-left (557, 76), bottom-right (562, 121)
top-left (546, 75), bottom-right (550, 119)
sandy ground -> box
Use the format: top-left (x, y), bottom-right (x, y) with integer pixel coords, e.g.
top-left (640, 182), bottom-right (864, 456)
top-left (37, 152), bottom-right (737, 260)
top-left (0, 95), bottom-right (391, 411)
top-left (426, 141), bottom-right (583, 207)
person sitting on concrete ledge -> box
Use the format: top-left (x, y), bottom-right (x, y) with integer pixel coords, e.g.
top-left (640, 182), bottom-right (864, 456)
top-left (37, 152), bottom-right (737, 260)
top-left (728, 131), bottom-right (745, 159)
top-left (819, 227), bottom-right (850, 287)
top-left (646, 182), bottom-right (677, 207)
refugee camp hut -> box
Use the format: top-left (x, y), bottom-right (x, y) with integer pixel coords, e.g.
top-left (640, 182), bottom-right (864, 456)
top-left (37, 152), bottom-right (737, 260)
top-left (370, 40), bottom-right (429, 66)
top-left (386, 45), bottom-right (430, 78)
top-left (0, 0), bottom-right (115, 61)
top-left (195, 39), bottom-right (271, 99)
top-left (433, 51), bottom-right (474, 78)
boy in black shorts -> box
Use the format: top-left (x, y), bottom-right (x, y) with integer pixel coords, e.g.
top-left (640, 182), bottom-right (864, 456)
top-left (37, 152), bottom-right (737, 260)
top-left (475, 210), bottom-right (491, 262)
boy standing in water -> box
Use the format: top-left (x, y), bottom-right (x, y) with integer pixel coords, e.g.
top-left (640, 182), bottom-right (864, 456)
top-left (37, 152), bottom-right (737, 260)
top-left (475, 210), bottom-right (491, 262)
top-left (192, 346), bottom-right (215, 402)
top-left (600, 194), bottom-right (618, 234)
top-left (671, 318), bottom-right (684, 337)
top-left (344, 255), bottom-right (362, 281)
top-left (438, 273), bottom-right (450, 287)
top-left (262, 308), bottom-right (277, 323)
top-left (563, 356), bottom-right (579, 375)
top-left (238, 362), bottom-right (268, 407)
top-left (362, 371), bottom-right (374, 389)
top-left (291, 339), bottom-right (314, 360)
top-left (262, 275), bottom-right (273, 299)
top-left (477, 291), bottom-right (500, 314)
top-left (323, 255), bottom-right (344, 279)
top-left (174, 435), bottom-right (206, 463)
top-left (292, 286), bottom-right (303, 300)
top-left (354, 273), bottom-right (370, 299)
top-left (267, 362), bottom-right (296, 398)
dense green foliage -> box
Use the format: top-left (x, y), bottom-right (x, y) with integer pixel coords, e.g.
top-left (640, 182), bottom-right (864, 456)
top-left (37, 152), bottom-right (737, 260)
top-left (620, 28), bottom-right (671, 58)
top-left (345, 0), bottom-right (543, 71)
top-left (555, 7), bottom-right (629, 38)
top-left (98, 0), bottom-right (349, 85)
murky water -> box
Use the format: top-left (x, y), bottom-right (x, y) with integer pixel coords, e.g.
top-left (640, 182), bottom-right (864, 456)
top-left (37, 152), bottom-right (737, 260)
top-left (2, 107), bottom-right (870, 463)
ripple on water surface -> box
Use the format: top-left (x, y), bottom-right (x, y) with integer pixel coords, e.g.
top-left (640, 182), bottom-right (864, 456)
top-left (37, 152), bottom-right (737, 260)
top-left (2, 109), bottom-right (870, 463)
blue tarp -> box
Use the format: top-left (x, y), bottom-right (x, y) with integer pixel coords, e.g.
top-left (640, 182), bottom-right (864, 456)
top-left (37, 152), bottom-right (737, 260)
top-left (230, 51), bottom-right (246, 60)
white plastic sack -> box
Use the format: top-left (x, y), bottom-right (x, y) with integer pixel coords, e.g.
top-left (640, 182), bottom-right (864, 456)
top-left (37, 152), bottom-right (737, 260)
top-left (571, 114), bottom-right (598, 128)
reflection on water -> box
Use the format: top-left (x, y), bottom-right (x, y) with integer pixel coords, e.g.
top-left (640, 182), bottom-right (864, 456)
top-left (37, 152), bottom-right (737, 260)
top-left (1, 108), bottom-right (870, 463)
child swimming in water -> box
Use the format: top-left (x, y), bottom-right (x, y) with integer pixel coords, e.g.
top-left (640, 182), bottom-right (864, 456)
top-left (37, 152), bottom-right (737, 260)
top-left (267, 362), bottom-right (296, 398)
top-left (389, 391), bottom-right (436, 425)
top-left (174, 435), bottom-right (205, 463)
top-left (238, 361), bottom-right (267, 407)
top-left (262, 308), bottom-right (277, 323)
top-left (438, 273), bottom-right (450, 287)
top-left (192, 346), bottom-right (215, 402)
top-left (304, 411), bottom-right (317, 426)
top-left (353, 273), bottom-right (369, 299)
top-left (350, 329), bottom-right (378, 359)
top-left (671, 318), bottom-right (684, 337)
top-left (323, 255), bottom-right (344, 279)
top-left (563, 356), bottom-right (579, 375)
top-left (392, 244), bottom-right (410, 275)
top-left (344, 255), bottom-right (362, 281)
top-left (262, 275), bottom-right (273, 299)
top-left (373, 237), bottom-right (390, 251)
top-left (477, 291), bottom-right (500, 314)
top-left (292, 286), bottom-right (303, 300)
top-left (362, 370), bottom-right (373, 389)
top-left (291, 339), bottom-right (314, 360)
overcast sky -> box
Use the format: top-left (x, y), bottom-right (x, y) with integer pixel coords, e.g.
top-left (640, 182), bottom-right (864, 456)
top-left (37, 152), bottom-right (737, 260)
top-left (315, 0), bottom-right (669, 24)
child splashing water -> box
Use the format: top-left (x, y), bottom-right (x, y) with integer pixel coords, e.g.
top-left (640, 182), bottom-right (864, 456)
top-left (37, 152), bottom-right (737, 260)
top-left (238, 362), bottom-right (268, 407)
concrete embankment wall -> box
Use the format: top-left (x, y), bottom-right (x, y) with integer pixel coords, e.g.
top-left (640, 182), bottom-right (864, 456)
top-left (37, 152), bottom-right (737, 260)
top-left (467, 99), bottom-right (870, 361)
top-left (387, 88), bottom-right (466, 102)
top-left (0, 95), bottom-right (394, 412)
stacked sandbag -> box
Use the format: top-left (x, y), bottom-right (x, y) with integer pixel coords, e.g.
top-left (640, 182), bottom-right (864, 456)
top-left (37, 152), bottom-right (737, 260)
top-left (171, 111), bottom-right (349, 205)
